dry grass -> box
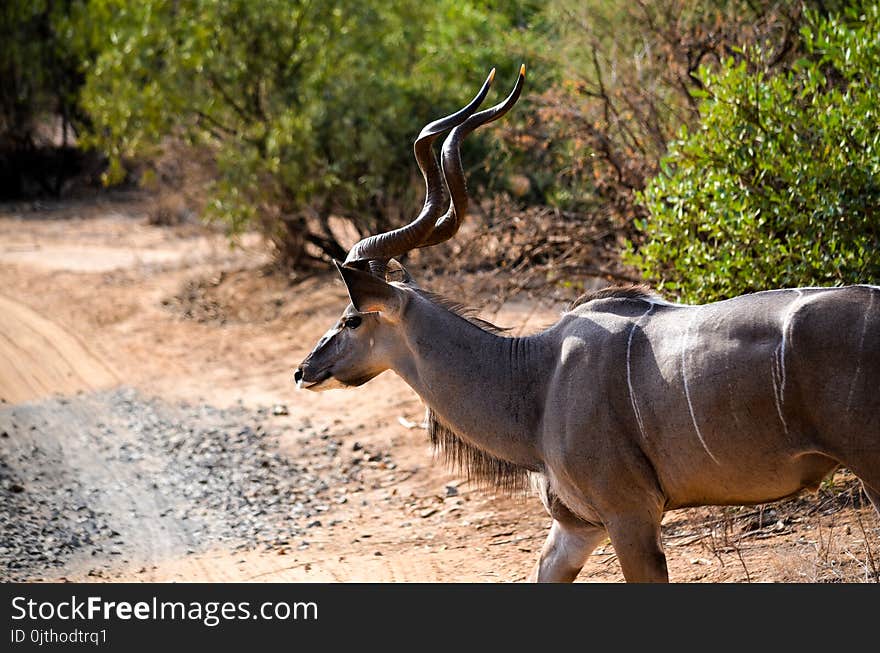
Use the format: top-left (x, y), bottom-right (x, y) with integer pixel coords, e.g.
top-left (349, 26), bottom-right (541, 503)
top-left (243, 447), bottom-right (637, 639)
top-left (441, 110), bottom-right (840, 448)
top-left (661, 471), bottom-right (879, 583)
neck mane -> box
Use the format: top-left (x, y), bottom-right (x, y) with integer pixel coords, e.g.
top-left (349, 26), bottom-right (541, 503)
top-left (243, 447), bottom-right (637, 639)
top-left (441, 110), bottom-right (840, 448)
top-left (411, 288), bottom-right (535, 494)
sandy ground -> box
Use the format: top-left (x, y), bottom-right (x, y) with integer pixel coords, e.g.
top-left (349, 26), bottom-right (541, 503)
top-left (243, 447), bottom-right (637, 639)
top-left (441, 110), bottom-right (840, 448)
top-left (0, 197), bottom-right (878, 583)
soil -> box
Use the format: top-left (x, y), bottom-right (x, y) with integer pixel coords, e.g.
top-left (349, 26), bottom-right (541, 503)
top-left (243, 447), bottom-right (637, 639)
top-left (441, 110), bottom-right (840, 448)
top-left (1, 196), bottom-right (877, 583)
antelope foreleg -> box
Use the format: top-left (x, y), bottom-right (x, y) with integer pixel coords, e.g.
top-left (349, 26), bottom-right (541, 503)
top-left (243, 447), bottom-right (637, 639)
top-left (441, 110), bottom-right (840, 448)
top-left (529, 520), bottom-right (607, 582)
top-left (605, 513), bottom-right (668, 583)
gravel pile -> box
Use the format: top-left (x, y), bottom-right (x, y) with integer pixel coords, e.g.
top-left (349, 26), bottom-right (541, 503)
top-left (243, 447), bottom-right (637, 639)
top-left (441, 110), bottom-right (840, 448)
top-left (114, 390), bottom-right (356, 547)
top-left (0, 388), bottom-right (375, 581)
top-left (0, 438), bottom-right (117, 578)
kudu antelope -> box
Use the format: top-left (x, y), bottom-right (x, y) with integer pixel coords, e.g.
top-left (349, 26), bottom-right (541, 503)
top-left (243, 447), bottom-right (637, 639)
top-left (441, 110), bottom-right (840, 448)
top-left (294, 66), bottom-right (880, 582)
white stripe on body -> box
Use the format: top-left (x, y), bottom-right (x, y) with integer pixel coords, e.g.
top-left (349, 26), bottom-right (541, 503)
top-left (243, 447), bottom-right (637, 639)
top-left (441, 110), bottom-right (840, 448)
top-left (770, 290), bottom-right (803, 434)
top-left (626, 304), bottom-right (655, 439)
top-left (846, 291), bottom-right (876, 412)
top-left (681, 307), bottom-right (721, 465)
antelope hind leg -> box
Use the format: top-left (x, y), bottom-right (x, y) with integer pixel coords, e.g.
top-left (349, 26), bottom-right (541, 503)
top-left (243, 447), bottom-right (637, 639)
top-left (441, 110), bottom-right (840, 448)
top-left (840, 460), bottom-right (880, 518)
top-left (529, 519), bottom-right (607, 582)
top-left (862, 482), bottom-right (880, 517)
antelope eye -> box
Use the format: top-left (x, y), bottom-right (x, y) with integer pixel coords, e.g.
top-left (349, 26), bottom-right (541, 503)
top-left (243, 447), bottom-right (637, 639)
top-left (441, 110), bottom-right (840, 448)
top-left (344, 316), bottom-right (362, 329)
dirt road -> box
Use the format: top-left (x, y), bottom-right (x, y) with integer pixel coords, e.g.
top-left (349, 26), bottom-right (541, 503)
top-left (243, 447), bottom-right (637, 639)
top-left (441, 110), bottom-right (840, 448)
top-left (0, 294), bottom-right (118, 404)
top-left (0, 198), bottom-right (877, 583)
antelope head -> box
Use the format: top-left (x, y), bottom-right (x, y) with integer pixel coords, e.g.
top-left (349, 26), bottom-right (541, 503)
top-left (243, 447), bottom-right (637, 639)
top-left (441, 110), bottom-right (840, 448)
top-left (294, 65), bottom-right (525, 391)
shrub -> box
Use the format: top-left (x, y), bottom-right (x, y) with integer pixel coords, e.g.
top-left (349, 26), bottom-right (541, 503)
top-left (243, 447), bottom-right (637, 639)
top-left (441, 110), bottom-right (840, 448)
top-left (632, 4), bottom-right (880, 302)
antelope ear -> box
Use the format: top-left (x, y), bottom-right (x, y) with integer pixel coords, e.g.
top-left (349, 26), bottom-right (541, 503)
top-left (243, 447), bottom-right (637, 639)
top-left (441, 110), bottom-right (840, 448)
top-left (386, 258), bottom-right (416, 286)
top-left (335, 261), bottom-right (404, 316)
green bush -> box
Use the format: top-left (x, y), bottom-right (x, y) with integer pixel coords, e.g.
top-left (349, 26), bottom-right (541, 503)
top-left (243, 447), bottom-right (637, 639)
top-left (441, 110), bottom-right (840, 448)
top-left (76, 0), bottom-right (542, 266)
top-left (630, 4), bottom-right (880, 302)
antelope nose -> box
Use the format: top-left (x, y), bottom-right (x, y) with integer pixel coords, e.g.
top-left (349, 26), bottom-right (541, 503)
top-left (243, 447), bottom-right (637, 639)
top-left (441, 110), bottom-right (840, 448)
top-left (293, 367), bottom-right (304, 386)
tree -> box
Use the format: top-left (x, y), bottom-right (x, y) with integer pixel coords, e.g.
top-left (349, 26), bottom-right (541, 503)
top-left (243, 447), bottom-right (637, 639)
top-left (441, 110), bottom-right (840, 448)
top-left (513, 0), bottom-right (805, 216)
top-left (78, 0), bottom-right (540, 267)
top-left (631, 3), bottom-right (880, 302)
top-left (0, 0), bottom-right (91, 197)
